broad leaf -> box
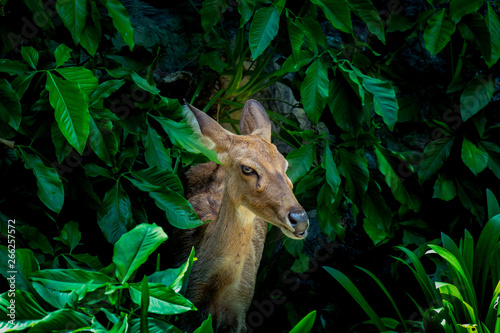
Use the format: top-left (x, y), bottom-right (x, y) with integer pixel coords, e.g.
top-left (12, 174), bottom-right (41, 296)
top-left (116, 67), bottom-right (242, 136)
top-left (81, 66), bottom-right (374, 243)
top-left (56, 66), bottom-right (99, 100)
top-left (194, 315), bottom-right (213, 333)
top-left (479, 141), bottom-right (500, 180)
top-left (362, 180), bottom-right (393, 245)
top-left (53, 221), bottom-right (81, 253)
top-left (46, 71), bottom-right (90, 155)
top-left (339, 148), bottom-right (369, 204)
top-left (0, 59), bottom-right (28, 76)
top-left (54, 44), bottom-right (72, 67)
top-left (30, 269), bottom-right (113, 292)
top-left (461, 137), bottom-right (488, 175)
top-left (433, 175), bottom-right (457, 201)
top-left (486, 2), bottom-right (500, 67)
top-left (0, 290), bottom-right (46, 331)
top-left (113, 223), bottom-right (168, 283)
top-left (328, 76), bottom-right (362, 133)
top-left (56, 0), bottom-right (88, 44)
top-left (11, 72), bottom-right (36, 99)
top-left (361, 75), bottom-right (398, 131)
top-left (311, 0), bottom-right (352, 33)
top-left (90, 79), bottom-right (125, 107)
top-left (148, 190), bottom-right (203, 229)
top-left (20, 46), bottom-right (39, 69)
top-left (0, 246), bottom-right (39, 293)
top-left (286, 17), bottom-right (304, 66)
top-left (88, 114), bottom-right (118, 166)
top-left (127, 167), bottom-right (184, 195)
top-left (423, 9), bottom-right (456, 56)
top-left (459, 14), bottom-right (491, 66)
top-left (21, 150), bottom-right (64, 213)
top-left (418, 137), bottom-right (454, 182)
top-left (80, 25), bottom-right (100, 56)
top-left (0, 78), bottom-right (22, 130)
top-left (238, 0), bottom-right (255, 27)
top-left (300, 58), bottom-right (329, 124)
top-left (286, 143), bottom-right (316, 183)
top-left (199, 50), bottom-right (228, 73)
top-left (148, 247), bottom-right (195, 293)
top-left (322, 144), bottom-right (341, 192)
top-left (460, 75), bottom-right (495, 122)
top-left (374, 145), bottom-right (420, 211)
top-left (289, 310), bottom-right (317, 333)
top-left (349, 0), bottom-right (385, 43)
top-left (97, 181), bottom-right (133, 244)
top-left (450, 0), bottom-right (483, 20)
top-left (23, 309), bottom-right (92, 333)
top-left (249, 5), bottom-right (280, 59)
top-left (129, 283), bottom-right (195, 315)
top-left (143, 123), bottom-right (173, 171)
top-left (105, 0), bottom-right (135, 50)
top-left (200, 0), bottom-right (229, 33)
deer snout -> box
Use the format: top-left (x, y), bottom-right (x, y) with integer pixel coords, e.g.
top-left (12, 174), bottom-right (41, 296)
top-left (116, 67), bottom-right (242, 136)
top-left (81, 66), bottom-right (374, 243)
top-left (288, 209), bottom-right (309, 238)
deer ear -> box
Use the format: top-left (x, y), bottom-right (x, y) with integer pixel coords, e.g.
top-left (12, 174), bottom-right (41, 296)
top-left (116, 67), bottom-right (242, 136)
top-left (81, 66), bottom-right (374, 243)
top-left (240, 99), bottom-right (272, 142)
top-left (183, 102), bottom-right (233, 152)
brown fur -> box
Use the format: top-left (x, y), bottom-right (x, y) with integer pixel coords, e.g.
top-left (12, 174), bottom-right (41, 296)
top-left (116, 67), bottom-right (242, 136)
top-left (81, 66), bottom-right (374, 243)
top-left (180, 100), bottom-right (309, 332)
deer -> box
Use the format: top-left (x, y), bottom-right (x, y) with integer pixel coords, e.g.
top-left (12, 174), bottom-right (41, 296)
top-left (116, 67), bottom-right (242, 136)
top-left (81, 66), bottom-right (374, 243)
top-left (180, 99), bottom-right (309, 332)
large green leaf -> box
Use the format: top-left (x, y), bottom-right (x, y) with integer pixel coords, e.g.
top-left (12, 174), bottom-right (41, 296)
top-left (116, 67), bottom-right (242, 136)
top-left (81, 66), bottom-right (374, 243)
top-left (322, 144), bottom-right (341, 192)
top-left (328, 76), bottom-right (362, 133)
top-left (143, 123), bottom-right (173, 171)
top-left (300, 58), bottom-right (329, 124)
top-left (105, 0), bottom-right (135, 50)
top-left (362, 180), bottom-right (393, 245)
top-left (127, 167), bottom-right (184, 195)
top-left (311, 0), bottom-right (352, 33)
top-left (238, 0), bottom-right (255, 27)
top-left (113, 223), bottom-right (168, 283)
top-left (417, 137), bottom-right (454, 182)
top-left (54, 44), bottom-right (72, 67)
top-left (80, 25), bottom-right (100, 56)
top-left (286, 143), bottom-right (316, 183)
top-left (129, 283), bottom-right (195, 315)
top-left (53, 221), bottom-right (81, 253)
top-left (361, 75), bottom-right (398, 131)
top-left (460, 75), bottom-right (495, 122)
top-left (56, 66), bottom-right (99, 100)
top-left (349, 0), bottom-right (385, 43)
top-left (20, 46), bottom-right (39, 70)
top-left (459, 14), bottom-right (491, 66)
top-left (339, 148), bottom-right (369, 204)
top-left (30, 269), bottom-right (114, 292)
top-left (374, 145), bottom-right (420, 211)
top-left (20, 150), bottom-right (64, 213)
top-left (200, 0), bottom-right (229, 33)
top-left (475, 214), bottom-right (500, 299)
top-left (0, 290), bottom-right (46, 331)
top-left (423, 9), bottom-right (456, 56)
top-left (450, 0), bottom-right (483, 20)
top-left (152, 114), bottom-right (218, 163)
top-left (90, 79), bottom-right (125, 107)
top-left (149, 247), bottom-right (195, 294)
top-left (11, 72), bottom-right (36, 99)
top-left (249, 5), bottom-right (280, 59)
top-left (0, 78), bottom-right (21, 130)
top-left (128, 317), bottom-right (184, 333)
top-left (461, 137), bottom-right (488, 175)
top-left (97, 181), bottom-right (133, 244)
top-left (486, 2), bottom-right (500, 67)
top-left (479, 141), bottom-right (500, 180)
top-left (193, 315), bottom-right (213, 333)
top-left (148, 190), bottom-right (204, 229)
top-left (433, 175), bottom-right (457, 201)
top-left (0, 59), bottom-right (29, 76)
top-left (26, 309), bottom-right (92, 333)
top-left (88, 113), bottom-right (118, 166)
top-left (56, 0), bottom-right (88, 44)
top-left (46, 71), bottom-right (90, 155)
top-left (287, 17), bottom-right (305, 66)
top-left (0, 246), bottom-right (39, 293)
top-left (289, 310), bottom-right (317, 333)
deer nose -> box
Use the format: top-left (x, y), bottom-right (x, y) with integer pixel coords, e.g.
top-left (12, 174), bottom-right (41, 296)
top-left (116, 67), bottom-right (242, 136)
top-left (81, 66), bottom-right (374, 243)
top-left (288, 209), bottom-right (309, 238)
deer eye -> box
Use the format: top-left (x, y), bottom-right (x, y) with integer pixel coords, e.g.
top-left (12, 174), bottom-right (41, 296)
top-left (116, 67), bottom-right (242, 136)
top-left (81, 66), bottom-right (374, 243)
top-left (241, 165), bottom-right (256, 175)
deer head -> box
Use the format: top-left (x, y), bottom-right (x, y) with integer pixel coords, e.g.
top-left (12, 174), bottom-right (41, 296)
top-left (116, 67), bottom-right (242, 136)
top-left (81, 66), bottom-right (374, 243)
top-left (184, 100), bottom-right (309, 239)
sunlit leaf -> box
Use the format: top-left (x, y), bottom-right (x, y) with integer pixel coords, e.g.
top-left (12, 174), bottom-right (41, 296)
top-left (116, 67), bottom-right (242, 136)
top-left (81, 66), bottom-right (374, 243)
top-left (129, 283), bottom-right (195, 315)
top-left (289, 310), bottom-right (317, 333)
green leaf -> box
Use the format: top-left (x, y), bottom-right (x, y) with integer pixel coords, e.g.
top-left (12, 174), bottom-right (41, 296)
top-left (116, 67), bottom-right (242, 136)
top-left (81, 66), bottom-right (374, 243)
top-left (0, 246), bottom-right (39, 293)
top-left (460, 75), bottom-right (495, 122)
top-left (238, 0), bottom-right (255, 27)
top-left (339, 148), bottom-right (369, 204)
top-left (450, 0), bottom-right (483, 20)
top-left (153, 114), bottom-right (218, 163)
top-left (249, 5), bottom-right (280, 59)
top-left (80, 25), bottom-right (100, 56)
top-left (199, 50), bottom-right (228, 73)
top-left (56, 66), bottom-right (99, 100)
top-left (349, 0), bottom-right (385, 43)
top-left (311, 0), bottom-right (352, 33)
top-left (97, 181), bottom-right (133, 244)
top-left (479, 141), bottom-right (500, 180)
top-left (461, 137), bottom-right (488, 175)
top-left (289, 310), bottom-right (316, 333)
top-left (20, 46), bottom-right (39, 70)
top-left (374, 145), bottom-right (420, 211)
top-left (200, 0), bottom-right (229, 33)
top-left (104, 0), bottom-right (135, 51)
top-left (128, 167), bottom-right (183, 195)
top-left (46, 71), bottom-right (90, 155)
top-left (148, 190), bottom-right (204, 229)
top-left (322, 144), bottom-right (341, 193)
top-left (486, 189), bottom-right (500, 220)
top-left (423, 9), bottom-right (456, 56)
top-left (361, 76), bottom-right (398, 131)
top-left (418, 137), bottom-right (454, 182)
top-left (23, 309), bottom-right (92, 333)
top-left (459, 13), bottom-right (491, 65)
top-left (0, 59), bottom-right (29, 76)
top-left (11, 72), bottom-right (36, 99)
top-left (143, 123), bottom-right (173, 171)
top-left (113, 223), bottom-right (168, 283)
top-left (328, 76), bottom-right (362, 133)
top-left (90, 79), bottom-right (125, 107)
top-left (300, 58), bottom-right (329, 124)
top-left (30, 269), bottom-right (114, 292)
top-left (0, 78), bottom-right (22, 130)
top-left (53, 221), bottom-right (81, 253)
top-left (18, 225), bottom-right (54, 254)
top-left (486, 2), bottom-right (500, 67)
top-left (286, 17), bottom-right (304, 66)
top-left (193, 314), bottom-right (213, 333)
top-left (475, 214), bottom-right (500, 300)
top-left (129, 283), bottom-right (195, 315)
top-left (88, 113), bottom-right (118, 166)
top-left (323, 267), bottom-right (386, 331)
top-left (362, 180), bottom-right (393, 245)
top-left (433, 175), bottom-right (457, 201)
top-left (286, 143), bottom-right (316, 183)
top-left (148, 247), bottom-right (195, 293)
top-left (0, 290), bottom-right (46, 331)
top-left (20, 150), bottom-right (64, 213)
top-left (56, 0), bottom-right (88, 44)
top-left (54, 44), bottom-right (72, 67)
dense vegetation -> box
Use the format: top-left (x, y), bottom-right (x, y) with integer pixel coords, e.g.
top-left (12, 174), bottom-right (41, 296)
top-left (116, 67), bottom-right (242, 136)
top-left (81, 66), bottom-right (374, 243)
top-left (0, 0), bottom-right (499, 332)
